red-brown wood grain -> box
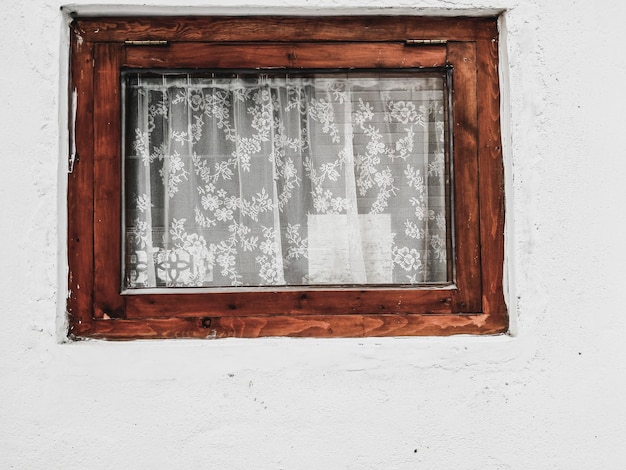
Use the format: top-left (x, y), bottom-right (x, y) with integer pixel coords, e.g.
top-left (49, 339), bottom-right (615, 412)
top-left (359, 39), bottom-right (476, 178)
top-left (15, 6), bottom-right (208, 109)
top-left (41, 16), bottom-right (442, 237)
top-left (67, 34), bottom-right (95, 337)
top-left (93, 43), bottom-right (125, 320)
top-left (86, 312), bottom-right (505, 340)
top-left (476, 37), bottom-right (507, 322)
top-left (74, 16), bottom-right (498, 43)
top-left (68, 15), bottom-right (508, 339)
top-left (125, 42), bottom-right (447, 69)
top-left (124, 288), bottom-right (455, 319)
top-left (447, 41), bottom-right (483, 314)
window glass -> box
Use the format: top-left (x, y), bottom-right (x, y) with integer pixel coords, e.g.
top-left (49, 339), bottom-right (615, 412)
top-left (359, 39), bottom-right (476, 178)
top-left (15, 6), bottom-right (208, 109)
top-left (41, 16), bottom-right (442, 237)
top-left (123, 70), bottom-right (451, 289)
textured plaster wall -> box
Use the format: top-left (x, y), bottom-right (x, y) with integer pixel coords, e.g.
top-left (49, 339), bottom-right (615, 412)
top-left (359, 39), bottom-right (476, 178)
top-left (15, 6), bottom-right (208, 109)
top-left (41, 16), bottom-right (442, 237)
top-left (1, 0), bottom-right (625, 468)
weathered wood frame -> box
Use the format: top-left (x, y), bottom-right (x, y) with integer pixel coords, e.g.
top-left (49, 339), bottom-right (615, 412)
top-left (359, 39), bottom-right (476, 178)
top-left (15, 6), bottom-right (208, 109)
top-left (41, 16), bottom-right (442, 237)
top-left (67, 16), bottom-right (507, 339)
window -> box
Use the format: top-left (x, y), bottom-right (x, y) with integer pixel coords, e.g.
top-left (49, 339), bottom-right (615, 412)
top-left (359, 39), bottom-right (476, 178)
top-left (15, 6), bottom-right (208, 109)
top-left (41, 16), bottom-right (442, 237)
top-left (67, 16), bottom-right (507, 339)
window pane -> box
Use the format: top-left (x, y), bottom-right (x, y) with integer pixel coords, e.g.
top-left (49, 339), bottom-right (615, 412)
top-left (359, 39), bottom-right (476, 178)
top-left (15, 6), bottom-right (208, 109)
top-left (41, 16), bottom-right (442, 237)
top-left (122, 71), bottom-right (450, 288)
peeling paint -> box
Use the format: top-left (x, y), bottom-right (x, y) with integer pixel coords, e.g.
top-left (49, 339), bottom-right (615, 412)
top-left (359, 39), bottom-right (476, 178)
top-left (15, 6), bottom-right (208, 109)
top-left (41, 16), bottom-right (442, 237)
top-left (68, 88), bottom-right (77, 173)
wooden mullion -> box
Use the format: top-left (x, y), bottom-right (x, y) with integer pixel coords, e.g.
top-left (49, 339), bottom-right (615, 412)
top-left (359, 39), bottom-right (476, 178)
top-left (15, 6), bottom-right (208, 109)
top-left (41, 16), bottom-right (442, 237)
top-left (67, 33), bottom-right (95, 337)
top-left (124, 42), bottom-right (447, 69)
top-left (87, 312), bottom-right (506, 340)
top-left (447, 41), bottom-right (482, 313)
top-left (124, 289), bottom-right (454, 319)
top-left (74, 16), bottom-right (498, 43)
top-left (93, 43), bottom-right (125, 320)
top-left (88, 317), bottom-right (205, 340)
top-left (476, 37), bottom-right (507, 330)
top-left (208, 313), bottom-right (507, 337)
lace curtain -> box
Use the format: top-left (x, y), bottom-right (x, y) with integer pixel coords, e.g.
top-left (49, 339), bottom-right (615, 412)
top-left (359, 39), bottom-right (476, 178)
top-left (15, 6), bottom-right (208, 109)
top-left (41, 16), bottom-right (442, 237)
top-left (123, 72), bottom-right (449, 288)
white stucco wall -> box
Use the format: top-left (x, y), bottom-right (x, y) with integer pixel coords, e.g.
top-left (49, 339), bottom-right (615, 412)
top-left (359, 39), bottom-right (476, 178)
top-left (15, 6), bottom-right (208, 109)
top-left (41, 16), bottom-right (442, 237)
top-left (1, 0), bottom-right (625, 468)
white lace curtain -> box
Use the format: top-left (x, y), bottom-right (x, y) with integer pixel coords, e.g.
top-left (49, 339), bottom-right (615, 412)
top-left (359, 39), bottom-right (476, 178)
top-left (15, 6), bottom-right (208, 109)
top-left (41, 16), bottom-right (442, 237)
top-left (124, 72), bottom-right (448, 288)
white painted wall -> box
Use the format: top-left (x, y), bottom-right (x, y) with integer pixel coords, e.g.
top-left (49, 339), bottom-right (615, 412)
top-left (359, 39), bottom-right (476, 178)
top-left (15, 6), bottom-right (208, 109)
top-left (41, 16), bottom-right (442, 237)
top-left (1, 0), bottom-right (625, 468)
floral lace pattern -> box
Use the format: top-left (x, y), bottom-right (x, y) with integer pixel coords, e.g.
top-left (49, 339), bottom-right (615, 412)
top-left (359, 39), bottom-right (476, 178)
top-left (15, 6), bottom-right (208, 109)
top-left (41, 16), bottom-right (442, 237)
top-left (124, 73), bottom-right (448, 288)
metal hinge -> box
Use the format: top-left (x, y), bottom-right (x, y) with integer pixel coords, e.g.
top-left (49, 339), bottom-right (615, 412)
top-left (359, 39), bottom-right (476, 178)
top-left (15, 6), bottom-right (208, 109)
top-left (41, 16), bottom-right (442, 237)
top-left (404, 39), bottom-right (447, 46)
top-left (124, 40), bottom-right (168, 46)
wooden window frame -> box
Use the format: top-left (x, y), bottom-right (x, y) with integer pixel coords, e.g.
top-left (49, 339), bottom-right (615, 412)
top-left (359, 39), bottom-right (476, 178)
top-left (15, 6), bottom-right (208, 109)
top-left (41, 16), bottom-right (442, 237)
top-left (67, 15), bottom-right (507, 339)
